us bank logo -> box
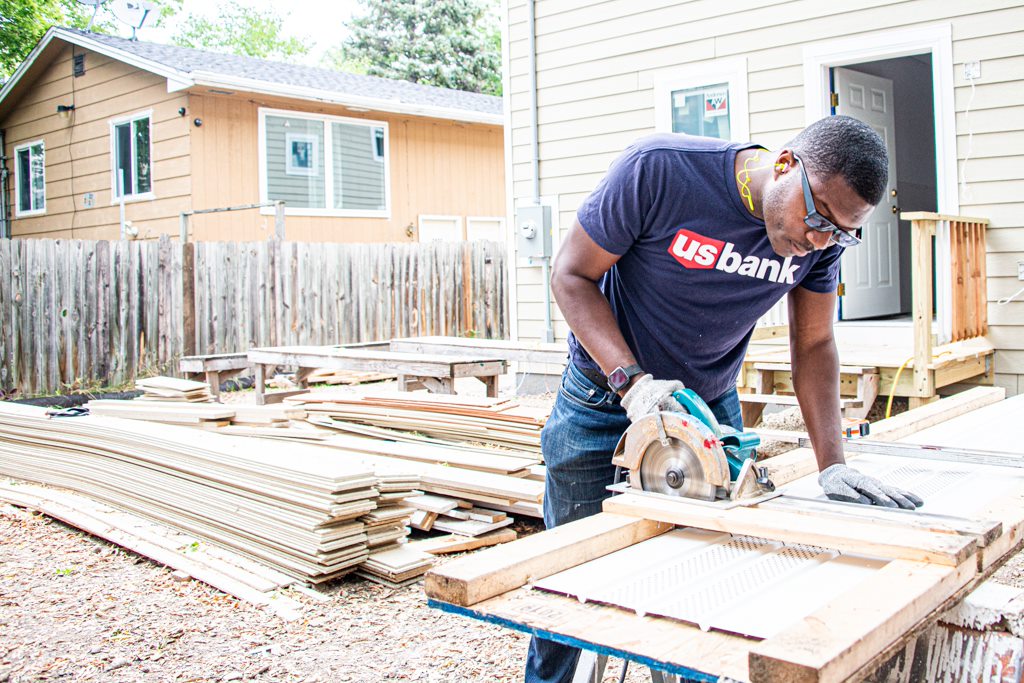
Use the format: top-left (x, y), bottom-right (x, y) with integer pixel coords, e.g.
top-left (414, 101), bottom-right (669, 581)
top-left (667, 229), bottom-right (799, 284)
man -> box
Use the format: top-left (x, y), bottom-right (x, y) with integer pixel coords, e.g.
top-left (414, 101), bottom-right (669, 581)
top-left (525, 115), bottom-right (922, 683)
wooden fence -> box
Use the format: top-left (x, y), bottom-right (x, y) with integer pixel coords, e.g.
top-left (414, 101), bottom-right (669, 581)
top-left (0, 237), bottom-right (507, 397)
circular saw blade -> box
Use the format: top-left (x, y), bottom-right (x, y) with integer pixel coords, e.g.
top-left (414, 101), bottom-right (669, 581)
top-left (638, 438), bottom-right (717, 501)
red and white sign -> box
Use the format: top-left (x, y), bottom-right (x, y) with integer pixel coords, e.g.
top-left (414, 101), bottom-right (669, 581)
top-left (704, 89), bottom-right (728, 117)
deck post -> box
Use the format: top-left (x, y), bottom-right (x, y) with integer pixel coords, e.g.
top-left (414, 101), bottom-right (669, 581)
top-left (911, 218), bottom-right (936, 400)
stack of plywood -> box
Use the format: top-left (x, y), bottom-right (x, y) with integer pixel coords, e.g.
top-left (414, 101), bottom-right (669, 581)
top-left (289, 391), bottom-right (546, 453)
top-left (355, 546), bottom-right (434, 587)
top-left (0, 402), bottom-right (379, 584)
top-left (136, 376), bottom-right (215, 403)
top-left (84, 400), bottom-right (315, 436)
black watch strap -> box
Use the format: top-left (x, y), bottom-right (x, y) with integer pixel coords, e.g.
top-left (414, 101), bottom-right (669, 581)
top-left (607, 364), bottom-right (644, 392)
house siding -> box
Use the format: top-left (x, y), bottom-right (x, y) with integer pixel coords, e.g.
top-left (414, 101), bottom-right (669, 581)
top-left (189, 93), bottom-right (505, 243)
top-left (507, 0), bottom-right (1024, 393)
top-left (2, 45), bottom-right (191, 240)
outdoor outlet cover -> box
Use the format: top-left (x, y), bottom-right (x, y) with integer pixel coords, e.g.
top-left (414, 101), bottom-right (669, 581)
top-left (964, 61), bottom-right (981, 80)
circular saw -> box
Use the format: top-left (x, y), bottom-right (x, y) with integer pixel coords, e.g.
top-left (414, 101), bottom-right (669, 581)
top-left (611, 389), bottom-right (773, 501)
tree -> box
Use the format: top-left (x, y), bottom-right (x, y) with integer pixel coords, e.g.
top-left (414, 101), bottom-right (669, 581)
top-left (0, 0), bottom-right (92, 79)
top-left (338, 0), bottom-right (501, 96)
top-left (172, 1), bottom-right (309, 61)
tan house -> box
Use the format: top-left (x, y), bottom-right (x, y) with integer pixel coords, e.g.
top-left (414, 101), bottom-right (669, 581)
top-left (0, 27), bottom-right (506, 243)
top-left (503, 2), bottom-right (1024, 397)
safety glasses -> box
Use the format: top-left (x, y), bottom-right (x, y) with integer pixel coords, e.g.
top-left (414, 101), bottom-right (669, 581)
top-left (792, 153), bottom-right (862, 248)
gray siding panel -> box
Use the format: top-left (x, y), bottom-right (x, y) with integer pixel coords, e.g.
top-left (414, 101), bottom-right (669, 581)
top-left (332, 122), bottom-right (386, 211)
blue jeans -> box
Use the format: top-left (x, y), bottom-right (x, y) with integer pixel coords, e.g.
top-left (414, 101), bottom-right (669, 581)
top-left (524, 363), bottom-right (742, 683)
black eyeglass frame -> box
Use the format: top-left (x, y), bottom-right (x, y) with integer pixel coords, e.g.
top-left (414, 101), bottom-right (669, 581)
top-left (792, 153), bottom-right (862, 248)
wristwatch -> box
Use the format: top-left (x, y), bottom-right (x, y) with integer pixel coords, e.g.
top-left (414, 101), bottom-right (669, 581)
top-left (606, 364), bottom-right (644, 393)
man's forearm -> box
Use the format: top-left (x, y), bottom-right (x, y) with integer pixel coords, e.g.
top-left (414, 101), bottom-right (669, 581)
top-left (792, 340), bottom-right (845, 471)
top-left (551, 272), bottom-right (636, 377)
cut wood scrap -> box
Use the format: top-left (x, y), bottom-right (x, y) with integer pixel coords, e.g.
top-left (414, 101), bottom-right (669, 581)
top-left (408, 528), bottom-right (517, 555)
top-left (137, 376), bottom-right (211, 392)
top-left (602, 493), bottom-right (976, 566)
top-left (424, 513), bottom-right (672, 606)
top-left (432, 516), bottom-right (513, 537)
top-left (409, 494), bottom-right (460, 515)
top-left (410, 510), bottom-right (438, 531)
top-left (306, 369), bottom-right (394, 385)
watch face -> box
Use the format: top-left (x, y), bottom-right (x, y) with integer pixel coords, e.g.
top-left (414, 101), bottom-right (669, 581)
top-left (608, 367), bottom-right (628, 389)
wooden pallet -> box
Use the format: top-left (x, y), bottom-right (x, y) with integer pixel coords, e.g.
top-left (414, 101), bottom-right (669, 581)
top-left (425, 388), bottom-right (1024, 682)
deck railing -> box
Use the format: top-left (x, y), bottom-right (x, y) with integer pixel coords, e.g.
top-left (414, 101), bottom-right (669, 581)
top-left (903, 211), bottom-right (989, 397)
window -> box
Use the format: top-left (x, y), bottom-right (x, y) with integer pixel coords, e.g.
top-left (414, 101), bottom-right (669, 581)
top-left (14, 140), bottom-right (45, 216)
top-left (110, 111), bottom-right (152, 200)
top-left (259, 108), bottom-right (389, 217)
top-left (654, 58), bottom-right (749, 142)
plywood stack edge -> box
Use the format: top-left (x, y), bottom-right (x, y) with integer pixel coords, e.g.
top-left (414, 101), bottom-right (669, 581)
top-left (289, 390), bottom-right (547, 453)
top-left (0, 402), bottom-right (379, 585)
top-left (135, 376), bottom-right (215, 403)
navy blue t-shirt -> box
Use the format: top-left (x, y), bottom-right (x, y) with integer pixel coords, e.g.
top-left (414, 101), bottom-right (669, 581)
top-left (568, 134), bottom-right (844, 402)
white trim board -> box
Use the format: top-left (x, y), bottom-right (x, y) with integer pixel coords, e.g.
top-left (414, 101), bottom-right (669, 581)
top-left (257, 107), bottom-right (392, 219)
top-left (802, 24), bottom-right (957, 215)
top-left (654, 57), bottom-right (750, 143)
top-left (802, 24), bottom-right (957, 338)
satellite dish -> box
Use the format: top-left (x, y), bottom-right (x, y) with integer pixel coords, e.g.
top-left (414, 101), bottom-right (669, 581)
top-left (76, 0), bottom-right (106, 31)
top-left (109, 0), bottom-right (157, 39)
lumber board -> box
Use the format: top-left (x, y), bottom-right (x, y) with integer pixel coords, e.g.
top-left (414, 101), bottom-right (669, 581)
top-left (748, 559), bottom-right (977, 683)
top-left (602, 493), bottom-right (976, 566)
top-left (409, 528), bottom-right (517, 554)
top-left (760, 386), bottom-right (1006, 487)
top-left (424, 512), bottom-right (672, 607)
top-left (248, 346), bottom-right (507, 378)
top-left (431, 589), bottom-right (751, 681)
top-left (0, 483), bottom-right (304, 620)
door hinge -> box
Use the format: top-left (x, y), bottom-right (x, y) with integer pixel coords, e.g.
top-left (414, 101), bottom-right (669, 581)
top-left (837, 283), bottom-right (846, 297)
top-left (830, 92), bottom-right (839, 108)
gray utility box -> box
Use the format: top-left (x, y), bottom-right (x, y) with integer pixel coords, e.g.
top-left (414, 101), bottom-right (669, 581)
top-left (515, 204), bottom-right (552, 260)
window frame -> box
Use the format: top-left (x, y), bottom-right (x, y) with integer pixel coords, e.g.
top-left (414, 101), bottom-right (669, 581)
top-left (108, 109), bottom-right (155, 204)
top-left (653, 57), bottom-right (750, 142)
top-left (257, 107), bottom-right (391, 219)
top-left (13, 139), bottom-right (46, 217)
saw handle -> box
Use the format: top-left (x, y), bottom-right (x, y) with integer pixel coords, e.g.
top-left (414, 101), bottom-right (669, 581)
top-left (670, 389), bottom-right (721, 438)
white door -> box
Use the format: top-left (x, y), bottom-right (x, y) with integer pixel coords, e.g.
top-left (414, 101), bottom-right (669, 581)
top-left (834, 67), bottom-right (901, 320)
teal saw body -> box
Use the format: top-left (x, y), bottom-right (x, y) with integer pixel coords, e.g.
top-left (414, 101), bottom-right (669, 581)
top-left (611, 389), bottom-right (766, 501)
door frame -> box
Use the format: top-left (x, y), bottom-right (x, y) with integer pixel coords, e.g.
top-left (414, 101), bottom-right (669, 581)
top-left (802, 24), bottom-right (957, 337)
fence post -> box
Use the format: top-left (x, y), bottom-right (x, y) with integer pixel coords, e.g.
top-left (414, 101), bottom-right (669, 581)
top-left (179, 212), bottom-right (190, 243)
top-left (181, 241), bottom-right (195, 358)
top-left (274, 201), bottom-right (286, 240)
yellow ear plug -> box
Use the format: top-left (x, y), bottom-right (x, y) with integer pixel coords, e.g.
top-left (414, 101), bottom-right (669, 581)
top-left (736, 150), bottom-right (780, 212)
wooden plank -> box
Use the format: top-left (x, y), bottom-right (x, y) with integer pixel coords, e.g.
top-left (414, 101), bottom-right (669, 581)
top-left (911, 218), bottom-right (935, 398)
top-left (748, 559), bottom-right (976, 683)
top-left (424, 512), bottom-right (671, 606)
top-left (408, 527), bottom-right (517, 554)
top-left (602, 493), bottom-right (976, 566)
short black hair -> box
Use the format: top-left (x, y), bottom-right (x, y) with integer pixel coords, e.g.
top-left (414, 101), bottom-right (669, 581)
top-left (785, 115), bottom-right (888, 206)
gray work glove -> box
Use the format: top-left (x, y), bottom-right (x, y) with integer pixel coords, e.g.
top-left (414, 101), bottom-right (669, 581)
top-left (620, 374), bottom-right (686, 423)
top-left (818, 464), bottom-right (923, 510)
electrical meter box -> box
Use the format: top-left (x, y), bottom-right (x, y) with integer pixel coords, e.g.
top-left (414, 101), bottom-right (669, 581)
top-left (515, 204), bottom-right (552, 260)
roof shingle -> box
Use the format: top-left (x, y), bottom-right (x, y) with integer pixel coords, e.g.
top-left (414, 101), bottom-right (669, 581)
top-left (61, 27), bottom-right (502, 116)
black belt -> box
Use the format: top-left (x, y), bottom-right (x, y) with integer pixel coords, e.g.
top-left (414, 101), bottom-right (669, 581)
top-left (575, 363), bottom-right (611, 392)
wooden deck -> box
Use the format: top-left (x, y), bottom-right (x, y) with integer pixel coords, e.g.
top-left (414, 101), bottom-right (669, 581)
top-left (738, 333), bottom-right (995, 422)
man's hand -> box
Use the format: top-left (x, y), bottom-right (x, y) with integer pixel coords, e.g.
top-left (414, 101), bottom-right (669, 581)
top-left (818, 464), bottom-right (923, 510)
top-left (620, 374), bottom-right (686, 423)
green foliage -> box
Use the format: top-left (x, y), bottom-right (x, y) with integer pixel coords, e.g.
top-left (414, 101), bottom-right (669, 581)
top-left (171, 1), bottom-right (309, 61)
top-left (0, 0), bottom-right (92, 79)
top-left (338, 0), bottom-right (501, 96)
